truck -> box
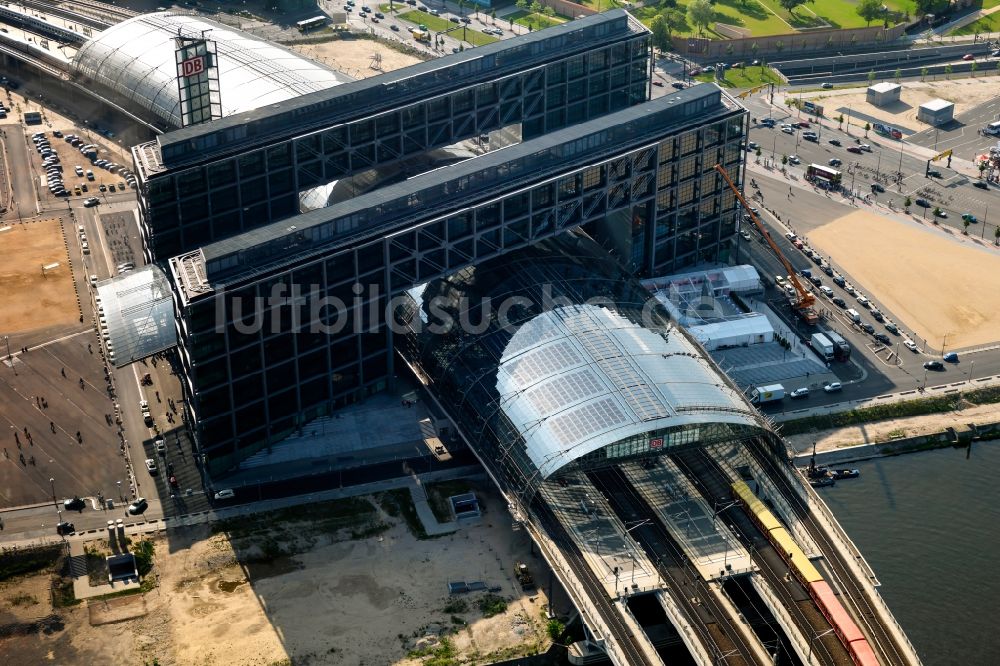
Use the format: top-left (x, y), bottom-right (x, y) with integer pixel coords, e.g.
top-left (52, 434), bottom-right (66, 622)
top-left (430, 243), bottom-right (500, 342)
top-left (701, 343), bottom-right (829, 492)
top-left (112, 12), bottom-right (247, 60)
top-left (514, 561), bottom-right (535, 591)
top-left (810, 332), bottom-right (835, 362)
top-left (750, 383), bottom-right (784, 405)
top-left (825, 330), bottom-right (851, 361)
top-left (411, 28), bottom-right (431, 43)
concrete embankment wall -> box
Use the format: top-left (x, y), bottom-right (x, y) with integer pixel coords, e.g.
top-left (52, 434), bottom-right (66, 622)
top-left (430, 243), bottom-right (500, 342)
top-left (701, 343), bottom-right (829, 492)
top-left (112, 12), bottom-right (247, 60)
top-left (792, 421), bottom-right (1000, 466)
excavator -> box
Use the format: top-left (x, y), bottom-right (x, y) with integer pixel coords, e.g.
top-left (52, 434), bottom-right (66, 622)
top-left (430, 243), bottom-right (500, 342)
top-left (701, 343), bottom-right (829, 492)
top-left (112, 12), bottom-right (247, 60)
top-left (714, 164), bottom-right (819, 326)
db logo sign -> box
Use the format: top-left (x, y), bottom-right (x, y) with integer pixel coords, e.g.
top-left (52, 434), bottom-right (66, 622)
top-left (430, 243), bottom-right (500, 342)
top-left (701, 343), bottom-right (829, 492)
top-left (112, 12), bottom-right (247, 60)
top-left (181, 56), bottom-right (206, 77)
top-left (649, 438), bottom-right (663, 449)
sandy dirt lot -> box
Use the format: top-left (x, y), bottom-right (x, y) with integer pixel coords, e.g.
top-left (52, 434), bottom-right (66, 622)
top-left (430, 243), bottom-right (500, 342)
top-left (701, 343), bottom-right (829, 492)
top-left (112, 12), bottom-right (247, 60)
top-left (0, 484), bottom-right (556, 666)
top-left (0, 219), bottom-right (79, 334)
top-left (291, 38), bottom-right (425, 79)
top-left (801, 78), bottom-right (1000, 132)
top-left (807, 210), bottom-right (1000, 350)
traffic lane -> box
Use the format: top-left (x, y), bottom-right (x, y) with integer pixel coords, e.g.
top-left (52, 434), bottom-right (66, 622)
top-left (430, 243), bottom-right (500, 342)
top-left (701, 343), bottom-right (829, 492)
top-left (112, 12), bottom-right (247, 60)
top-left (4, 126), bottom-right (37, 216)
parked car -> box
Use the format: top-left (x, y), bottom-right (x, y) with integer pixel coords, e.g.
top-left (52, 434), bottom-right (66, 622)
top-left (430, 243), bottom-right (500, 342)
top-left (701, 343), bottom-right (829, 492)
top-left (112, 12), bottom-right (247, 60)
top-left (903, 340), bottom-right (918, 352)
top-left (145, 458), bottom-right (158, 474)
top-left (885, 322), bottom-right (899, 334)
top-left (874, 333), bottom-right (891, 345)
top-left (671, 81), bottom-right (686, 89)
top-left (819, 285), bottom-right (834, 296)
top-left (782, 126), bottom-right (794, 134)
top-left (832, 296), bottom-right (847, 308)
top-left (214, 489), bottom-right (235, 500)
top-left (862, 323), bottom-right (875, 334)
top-left (788, 154), bottom-right (801, 164)
top-left (63, 497), bottom-right (86, 511)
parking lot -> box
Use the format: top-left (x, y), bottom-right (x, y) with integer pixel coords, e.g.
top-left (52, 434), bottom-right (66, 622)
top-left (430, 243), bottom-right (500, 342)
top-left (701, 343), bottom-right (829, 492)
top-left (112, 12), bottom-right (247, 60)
top-left (29, 128), bottom-right (137, 203)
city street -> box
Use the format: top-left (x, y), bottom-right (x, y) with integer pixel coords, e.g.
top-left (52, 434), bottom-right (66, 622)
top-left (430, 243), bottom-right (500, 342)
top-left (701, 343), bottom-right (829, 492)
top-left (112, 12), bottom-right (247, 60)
top-left (740, 92), bottom-right (1000, 239)
top-left (734, 166), bottom-right (1000, 416)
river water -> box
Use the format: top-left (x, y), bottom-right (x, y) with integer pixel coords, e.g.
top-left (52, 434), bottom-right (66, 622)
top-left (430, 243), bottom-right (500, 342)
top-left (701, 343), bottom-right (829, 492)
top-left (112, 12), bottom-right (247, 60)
top-left (815, 442), bottom-right (1000, 666)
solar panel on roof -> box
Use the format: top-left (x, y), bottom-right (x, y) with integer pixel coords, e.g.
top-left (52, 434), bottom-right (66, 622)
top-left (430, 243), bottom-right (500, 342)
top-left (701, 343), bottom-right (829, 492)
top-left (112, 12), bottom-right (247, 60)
top-left (524, 368), bottom-right (606, 415)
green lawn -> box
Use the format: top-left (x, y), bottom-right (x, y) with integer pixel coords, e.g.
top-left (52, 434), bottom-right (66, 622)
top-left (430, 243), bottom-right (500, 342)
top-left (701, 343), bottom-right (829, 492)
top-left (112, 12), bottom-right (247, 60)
top-left (693, 65), bottom-right (782, 88)
top-left (397, 10), bottom-right (499, 46)
top-left (635, 0), bottom-right (915, 38)
top-left (950, 12), bottom-right (1000, 35)
top-left (506, 9), bottom-right (568, 30)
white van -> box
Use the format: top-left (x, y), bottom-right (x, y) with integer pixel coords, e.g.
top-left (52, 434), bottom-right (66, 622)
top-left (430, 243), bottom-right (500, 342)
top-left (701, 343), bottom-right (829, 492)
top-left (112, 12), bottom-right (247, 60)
top-left (846, 308), bottom-right (861, 323)
top-left (986, 121), bottom-right (1000, 136)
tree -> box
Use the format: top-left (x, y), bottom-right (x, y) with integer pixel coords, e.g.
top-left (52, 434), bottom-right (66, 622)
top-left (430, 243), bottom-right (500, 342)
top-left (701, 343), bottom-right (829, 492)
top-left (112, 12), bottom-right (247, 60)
top-left (779, 0), bottom-right (809, 16)
top-left (971, 61), bottom-right (978, 78)
top-left (994, 226), bottom-right (1000, 246)
top-left (945, 63), bottom-right (952, 79)
top-left (726, 43), bottom-right (734, 56)
top-left (650, 14), bottom-right (671, 53)
top-left (687, 0), bottom-right (714, 36)
top-left (868, 69), bottom-right (876, 84)
top-left (751, 42), bottom-right (759, 59)
top-left (837, 113), bottom-right (844, 128)
top-left (864, 122), bottom-right (871, 137)
top-left (529, 0), bottom-right (542, 14)
top-left (781, 154), bottom-right (788, 165)
top-left (516, 0), bottom-right (528, 9)
top-left (490, 8), bottom-right (496, 23)
top-left (904, 195), bottom-right (911, 211)
top-left (775, 40), bottom-right (784, 54)
top-left (543, 6), bottom-right (555, 16)
top-left (663, 9), bottom-right (687, 38)
top-left (980, 162), bottom-right (988, 178)
top-left (856, 0), bottom-right (882, 26)
top-left (894, 68), bottom-right (901, 82)
top-left (755, 147), bottom-right (762, 163)
top-left (920, 66), bottom-right (928, 81)
top-left (963, 218), bottom-right (971, 234)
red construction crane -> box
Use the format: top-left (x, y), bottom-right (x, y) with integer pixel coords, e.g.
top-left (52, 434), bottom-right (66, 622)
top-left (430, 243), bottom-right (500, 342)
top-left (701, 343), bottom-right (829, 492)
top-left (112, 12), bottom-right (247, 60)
top-left (714, 164), bottom-right (818, 325)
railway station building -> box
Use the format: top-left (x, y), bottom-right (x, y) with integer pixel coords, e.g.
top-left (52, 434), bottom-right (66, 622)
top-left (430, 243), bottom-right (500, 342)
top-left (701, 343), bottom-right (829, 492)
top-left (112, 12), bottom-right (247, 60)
top-left (128, 11), bottom-right (750, 477)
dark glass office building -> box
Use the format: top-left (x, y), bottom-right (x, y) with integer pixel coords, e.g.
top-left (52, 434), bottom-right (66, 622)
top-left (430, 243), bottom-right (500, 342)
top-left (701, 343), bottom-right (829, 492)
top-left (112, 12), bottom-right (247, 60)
top-left (136, 11), bottom-right (749, 478)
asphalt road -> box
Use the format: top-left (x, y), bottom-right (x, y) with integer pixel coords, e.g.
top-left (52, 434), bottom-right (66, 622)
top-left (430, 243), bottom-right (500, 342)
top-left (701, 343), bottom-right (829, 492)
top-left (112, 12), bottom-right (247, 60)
top-left (907, 96), bottom-right (1000, 161)
top-left (734, 166), bottom-right (1000, 416)
top-left (741, 94), bottom-right (1000, 237)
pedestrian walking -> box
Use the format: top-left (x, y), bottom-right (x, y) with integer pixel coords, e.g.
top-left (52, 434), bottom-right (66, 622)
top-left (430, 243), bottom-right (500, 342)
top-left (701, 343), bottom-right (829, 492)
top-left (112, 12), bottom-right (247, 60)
top-left (61, 367), bottom-right (66, 377)
top-left (50, 421), bottom-right (56, 433)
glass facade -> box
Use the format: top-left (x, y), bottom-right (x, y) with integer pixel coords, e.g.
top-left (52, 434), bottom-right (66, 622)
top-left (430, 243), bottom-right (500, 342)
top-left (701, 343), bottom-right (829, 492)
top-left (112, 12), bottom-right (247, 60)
top-left (177, 90), bottom-right (747, 477)
top-left (394, 233), bottom-right (767, 506)
top-left (138, 29), bottom-right (651, 262)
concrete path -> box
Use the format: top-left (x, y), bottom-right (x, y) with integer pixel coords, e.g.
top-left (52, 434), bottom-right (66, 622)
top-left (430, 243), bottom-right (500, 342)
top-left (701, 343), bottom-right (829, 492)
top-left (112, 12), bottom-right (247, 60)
top-left (68, 537), bottom-right (141, 600)
top-left (408, 475), bottom-right (457, 536)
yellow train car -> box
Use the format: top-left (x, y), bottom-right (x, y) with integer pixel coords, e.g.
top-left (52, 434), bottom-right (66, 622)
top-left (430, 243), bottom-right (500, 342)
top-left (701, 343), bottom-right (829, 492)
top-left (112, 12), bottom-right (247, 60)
top-left (732, 481), bottom-right (822, 583)
top-left (769, 526), bottom-right (823, 583)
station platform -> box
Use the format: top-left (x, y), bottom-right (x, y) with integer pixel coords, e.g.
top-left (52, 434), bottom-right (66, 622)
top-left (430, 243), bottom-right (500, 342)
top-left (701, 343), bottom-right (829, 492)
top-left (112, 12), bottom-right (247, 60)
top-left (622, 459), bottom-right (754, 581)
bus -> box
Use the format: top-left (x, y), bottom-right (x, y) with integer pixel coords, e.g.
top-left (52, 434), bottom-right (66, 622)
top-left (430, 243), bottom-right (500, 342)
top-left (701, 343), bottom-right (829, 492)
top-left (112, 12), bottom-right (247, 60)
top-left (806, 163), bottom-right (842, 187)
top-left (24, 111), bottom-right (42, 125)
top-left (296, 16), bottom-right (329, 32)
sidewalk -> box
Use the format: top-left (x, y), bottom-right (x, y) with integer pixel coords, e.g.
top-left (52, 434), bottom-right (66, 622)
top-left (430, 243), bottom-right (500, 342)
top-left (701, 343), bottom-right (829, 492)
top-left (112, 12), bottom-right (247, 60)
top-left (0, 465), bottom-right (484, 551)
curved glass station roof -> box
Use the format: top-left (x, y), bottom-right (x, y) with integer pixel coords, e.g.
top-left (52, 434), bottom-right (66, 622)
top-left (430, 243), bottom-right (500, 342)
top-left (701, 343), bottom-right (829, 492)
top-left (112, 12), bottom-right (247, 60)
top-left (497, 303), bottom-right (758, 480)
top-left (72, 13), bottom-right (350, 128)
top-left (397, 232), bottom-right (773, 505)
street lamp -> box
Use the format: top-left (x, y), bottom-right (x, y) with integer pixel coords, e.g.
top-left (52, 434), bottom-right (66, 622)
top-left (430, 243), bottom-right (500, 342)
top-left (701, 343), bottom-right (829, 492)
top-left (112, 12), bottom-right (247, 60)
top-left (49, 477), bottom-right (57, 506)
top-left (116, 480), bottom-right (122, 501)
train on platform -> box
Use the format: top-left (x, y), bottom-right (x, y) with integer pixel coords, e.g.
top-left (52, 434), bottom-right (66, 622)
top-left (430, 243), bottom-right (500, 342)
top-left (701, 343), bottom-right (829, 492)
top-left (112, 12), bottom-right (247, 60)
top-left (731, 480), bottom-right (880, 666)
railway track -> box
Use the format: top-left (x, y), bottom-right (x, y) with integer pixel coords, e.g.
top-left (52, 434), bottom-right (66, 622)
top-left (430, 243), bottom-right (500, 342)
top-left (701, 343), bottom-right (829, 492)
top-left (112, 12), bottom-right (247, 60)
top-left (531, 498), bottom-right (655, 666)
top-left (589, 466), bottom-right (760, 666)
top-left (746, 440), bottom-right (912, 666)
top-left (17, 0), bottom-right (135, 30)
top-left (670, 448), bottom-right (851, 666)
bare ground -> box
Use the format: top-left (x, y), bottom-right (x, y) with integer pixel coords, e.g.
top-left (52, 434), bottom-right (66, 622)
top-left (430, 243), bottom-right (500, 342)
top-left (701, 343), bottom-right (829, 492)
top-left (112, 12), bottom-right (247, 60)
top-left (0, 484), bottom-right (554, 665)
top-left (807, 210), bottom-right (1000, 350)
top-left (0, 219), bottom-right (78, 334)
top-left (290, 38), bottom-right (424, 79)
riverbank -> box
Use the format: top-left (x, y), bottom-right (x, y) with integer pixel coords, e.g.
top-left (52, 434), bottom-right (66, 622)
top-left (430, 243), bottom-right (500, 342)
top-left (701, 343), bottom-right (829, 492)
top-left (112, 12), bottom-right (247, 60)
top-left (786, 400), bottom-right (1000, 465)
